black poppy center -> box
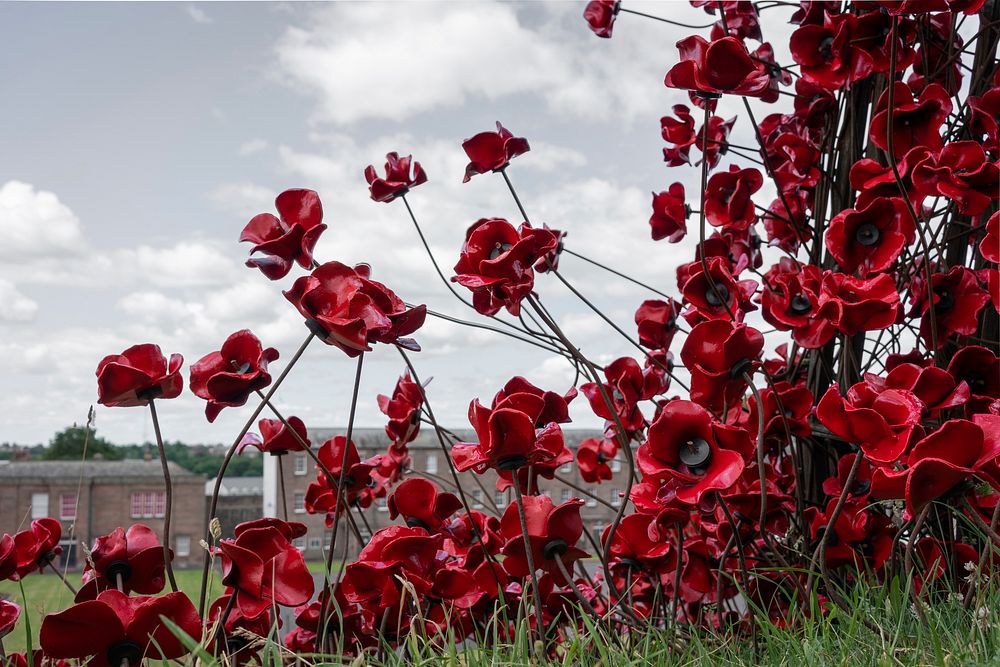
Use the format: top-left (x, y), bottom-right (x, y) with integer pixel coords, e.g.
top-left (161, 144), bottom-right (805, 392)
top-left (816, 526), bottom-right (839, 547)
top-left (704, 284), bottom-right (730, 307)
top-left (935, 288), bottom-right (954, 311)
top-left (679, 437), bottom-right (712, 471)
top-left (596, 452), bottom-right (607, 464)
top-left (107, 641), bottom-right (143, 667)
top-left (268, 449), bottom-right (288, 457)
top-left (105, 560), bottom-right (133, 586)
top-left (225, 636), bottom-right (249, 655)
top-left (305, 318), bottom-right (329, 339)
top-left (789, 294), bottom-right (812, 315)
top-left (730, 358), bottom-right (754, 380)
top-left (967, 372), bottom-right (987, 392)
top-left (854, 222), bottom-right (880, 247)
top-left (136, 385), bottom-right (163, 402)
top-left (405, 517), bottom-right (430, 530)
top-left (489, 242), bottom-right (513, 260)
top-left (819, 37), bottom-right (834, 60)
top-left (497, 455), bottom-right (528, 471)
top-left (619, 557), bottom-right (643, 570)
top-left (850, 479), bottom-right (871, 496)
top-left (543, 539), bottom-right (568, 560)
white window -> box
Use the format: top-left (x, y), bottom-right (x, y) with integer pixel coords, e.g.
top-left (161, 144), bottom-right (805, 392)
top-left (294, 455), bottom-right (308, 475)
top-left (559, 462), bottom-right (572, 473)
top-left (586, 495), bottom-right (597, 508)
top-left (31, 493), bottom-right (49, 520)
top-left (494, 490), bottom-right (507, 507)
top-left (377, 497), bottom-right (388, 512)
top-left (611, 488), bottom-right (622, 507)
top-left (560, 489), bottom-right (571, 503)
top-left (175, 535), bottom-right (191, 557)
top-left (610, 459), bottom-right (622, 473)
top-left (308, 537), bottom-right (322, 551)
top-left (130, 492), bottom-right (166, 518)
top-left (293, 537), bottom-right (306, 551)
top-left (293, 493), bottom-right (306, 514)
top-left (59, 494), bottom-right (77, 520)
top-left (426, 454), bottom-right (438, 474)
top-left (472, 490), bottom-right (484, 509)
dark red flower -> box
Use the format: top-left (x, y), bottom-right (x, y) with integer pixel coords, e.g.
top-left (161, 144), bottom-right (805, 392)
top-left (96, 344), bottom-right (183, 407)
top-left (760, 258), bottom-right (835, 349)
top-left (762, 190), bottom-right (813, 253)
top-left (499, 495), bottom-right (588, 585)
top-left (817, 271), bottom-right (900, 336)
top-left (634, 298), bottom-right (682, 351)
top-left (849, 146), bottom-right (929, 210)
top-left (491, 376), bottom-right (576, 427)
top-left (388, 478), bottom-right (462, 533)
top-left (306, 436), bottom-right (376, 521)
top-left (364, 152), bottom-right (427, 203)
top-left (284, 261), bottom-right (426, 356)
top-left (790, 13), bottom-right (874, 90)
top-left (451, 218), bottom-right (557, 316)
top-left (703, 165), bottom-right (762, 232)
top-left (907, 11), bottom-right (966, 95)
top-left (825, 197), bottom-right (914, 277)
top-left (981, 212), bottom-right (999, 264)
top-left (533, 224), bottom-right (566, 273)
top-left (948, 346), bottom-right (1000, 414)
top-left (697, 114), bottom-right (737, 168)
top-left (77, 524), bottom-right (168, 601)
top-left (378, 371), bottom-right (423, 446)
top-left (747, 381), bottom-right (813, 444)
top-left (12, 518), bottom-right (61, 579)
top-left (661, 105), bottom-right (696, 166)
top-left (190, 330), bottom-right (279, 423)
top-left (909, 266), bottom-right (990, 348)
top-left (822, 453), bottom-right (875, 499)
top-left (680, 320), bottom-right (764, 412)
top-left (793, 78), bottom-right (837, 128)
top-left (603, 513), bottom-right (672, 575)
top-left (462, 122), bottom-right (530, 182)
top-left (217, 518), bottom-right (313, 619)
top-left (816, 382), bottom-right (923, 463)
top-left (869, 82), bottom-right (952, 160)
top-left (664, 36), bottom-right (770, 98)
top-left (680, 257), bottom-right (758, 325)
top-left (0, 533), bottom-right (16, 581)
top-left (864, 364), bottom-right (969, 416)
top-left (241, 189), bottom-right (326, 280)
top-left (208, 594), bottom-right (274, 666)
top-left (238, 416), bottom-right (310, 455)
top-left (39, 590), bottom-right (201, 667)
top-left (649, 184), bottom-right (688, 242)
top-left (852, 10), bottom-right (917, 74)
top-left (0, 599), bottom-right (19, 639)
top-left (580, 356), bottom-right (659, 432)
top-left (807, 498), bottom-right (893, 570)
top-left (912, 141), bottom-right (1000, 217)
top-left (583, 0), bottom-right (619, 38)
top-left (576, 437), bottom-right (618, 484)
top-left (969, 87), bottom-right (1000, 151)
top-left (767, 131), bottom-right (820, 191)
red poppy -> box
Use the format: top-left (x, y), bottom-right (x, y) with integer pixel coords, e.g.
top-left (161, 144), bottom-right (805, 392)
top-left (649, 184), bottom-right (688, 242)
top-left (790, 13), bottom-right (874, 90)
top-left (238, 416), bottom-right (310, 456)
top-left (39, 590), bottom-right (201, 667)
top-left (816, 382), bottom-right (924, 464)
top-left (816, 271), bottom-right (901, 336)
top-left (451, 218), bottom-right (557, 316)
top-left (580, 356), bottom-right (659, 432)
top-left (752, 42), bottom-right (792, 104)
top-left (378, 372), bottom-right (423, 445)
top-left (190, 330), bottom-right (279, 423)
top-left (822, 453), bottom-right (875, 499)
top-left (825, 196), bottom-right (914, 277)
top-left (969, 87), bottom-right (1000, 151)
top-left (364, 152), bottom-right (427, 203)
top-left (697, 114), bottom-right (737, 168)
top-left (217, 518), bottom-right (313, 619)
top-left (461, 122), bottom-right (530, 182)
top-left (872, 416), bottom-right (1000, 519)
top-left (807, 498), bottom-right (894, 570)
top-left (680, 257), bottom-right (758, 325)
top-left (387, 478), bottom-right (462, 534)
top-left (491, 376), bottom-right (576, 427)
top-left (602, 513), bottom-right (672, 575)
top-left (948, 346), bottom-right (1000, 415)
top-left (96, 344), bottom-right (183, 407)
top-left (762, 190), bottom-right (813, 253)
top-left (864, 364), bottom-right (969, 416)
top-left (207, 594), bottom-right (274, 666)
top-left (767, 132), bottom-right (820, 192)
top-left (912, 141), bottom-right (1000, 217)
top-left (853, 10), bottom-right (917, 74)
top-left (747, 381), bottom-right (813, 444)
top-left (284, 261), bottom-right (426, 356)
top-left (289, 587), bottom-right (376, 655)
top-left (499, 495), bottom-right (589, 585)
top-left (241, 189), bottom-right (326, 280)
top-left (793, 78), bottom-right (837, 128)
top-left (981, 212), bottom-right (999, 264)
top-left (77, 524), bottom-right (168, 601)
top-left (703, 165), bottom-right (762, 232)
top-left (869, 82), bottom-right (952, 160)
top-left (635, 298), bottom-right (682, 351)
top-left (760, 258), bottom-right (835, 349)
top-left (680, 320), bottom-right (764, 412)
top-left (0, 600), bottom-right (19, 639)
top-left (583, 0), bottom-right (619, 38)
top-left (664, 36), bottom-right (770, 98)
top-left (661, 105), bottom-right (696, 166)
top-left (911, 538), bottom-right (980, 595)
top-left (907, 12), bottom-right (966, 95)
top-left (306, 436), bottom-right (376, 521)
top-left (0, 534), bottom-right (16, 581)
top-left (909, 266), bottom-right (990, 348)
top-left (575, 437), bottom-right (617, 484)
top-left (11, 518), bottom-right (61, 579)
top-left (638, 400), bottom-right (751, 505)
top-left (849, 146), bottom-right (929, 210)
top-left (707, 1), bottom-right (761, 42)
top-left (495, 448), bottom-right (573, 496)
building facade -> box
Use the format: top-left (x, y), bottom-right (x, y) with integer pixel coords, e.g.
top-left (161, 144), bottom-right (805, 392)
top-left (261, 427), bottom-right (623, 561)
top-left (0, 460), bottom-right (206, 570)
top-left (210, 475), bottom-right (263, 537)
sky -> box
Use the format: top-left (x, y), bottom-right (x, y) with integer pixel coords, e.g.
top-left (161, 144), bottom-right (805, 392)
top-left (0, 1), bottom-right (798, 446)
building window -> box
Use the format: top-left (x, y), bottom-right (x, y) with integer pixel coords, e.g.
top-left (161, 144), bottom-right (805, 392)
top-left (494, 490), bottom-right (507, 507)
top-left (610, 458), bottom-right (622, 473)
top-left (59, 494), bottom-right (77, 520)
top-left (377, 497), bottom-right (388, 512)
top-left (31, 493), bottom-right (48, 520)
top-left (130, 492), bottom-right (166, 518)
top-left (175, 535), bottom-right (191, 557)
top-left (426, 454), bottom-right (438, 474)
top-left (293, 493), bottom-right (306, 514)
top-left (559, 462), bottom-right (572, 473)
top-left (592, 523), bottom-right (603, 544)
top-left (359, 527), bottom-right (372, 543)
top-left (472, 490), bottom-right (483, 509)
top-left (293, 537), bottom-right (306, 551)
top-left (294, 455), bottom-right (308, 475)
top-left (560, 488), bottom-right (571, 503)
top-left (585, 495), bottom-right (597, 508)
top-left (308, 537), bottom-right (322, 551)
top-left (611, 488), bottom-right (622, 507)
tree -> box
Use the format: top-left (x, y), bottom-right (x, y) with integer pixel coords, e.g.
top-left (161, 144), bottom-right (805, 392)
top-left (42, 425), bottom-right (123, 461)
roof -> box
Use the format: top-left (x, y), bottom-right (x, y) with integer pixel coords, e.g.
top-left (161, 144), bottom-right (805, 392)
top-left (209, 476), bottom-right (263, 497)
top-left (0, 460), bottom-right (201, 480)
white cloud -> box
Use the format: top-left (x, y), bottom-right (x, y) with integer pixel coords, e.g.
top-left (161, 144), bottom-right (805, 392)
top-left (0, 280), bottom-right (38, 322)
top-left (186, 5), bottom-right (213, 25)
top-left (208, 183), bottom-right (275, 218)
top-left (0, 181), bottom-right (87, 261)
top-left (239, 139), bottom-right (269, 156)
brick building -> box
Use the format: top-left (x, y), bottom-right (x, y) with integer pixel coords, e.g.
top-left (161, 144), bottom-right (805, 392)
top-left (210, 475), bottom-right (263, 536)
top-left (261, 427), bottom-right (622, 561)
top-left (0, 460), bottom-right (206, 569)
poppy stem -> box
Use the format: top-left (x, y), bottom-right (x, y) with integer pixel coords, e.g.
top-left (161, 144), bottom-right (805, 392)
top-left (553, 555), bottom-right (601, 622)
top-left (552, 474), bottom-right (617, 511)
top-left (616, 6), bottom-right (715, 30)
top-left (670, 528), bottom-right (683, 635)
top-left (147, 398), bottom-right (178, 593)
top-left (905, 504), bottom-right (933, 625)
top-left (212, 591), bottom-right (239, 659)
top-left (277, 455), bottom-right (289, 522)
top-left (115, 571), bottom-right (124, 593)
top-left (510, 481), bottom-right (546, 644)
top-left (499, 168), bottom-right (529, 224)
top-left (561, 248), bottom-right (675, 300)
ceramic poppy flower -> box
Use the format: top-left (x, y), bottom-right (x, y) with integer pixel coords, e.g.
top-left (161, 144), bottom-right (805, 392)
top-left (189, 330), bottom-right (279, 423)
top-left (664, 36), bottom-right (770, 98)
top-left (289, 587), bottom-right (376, 656)
top-left (752, 42), bottom-right (793, 104)
top-left (576, 437), bottom-right (618, 484)
top-left (793, 78), bottom-right (837, 128)
top-left (825, 197), bottom-right (914, 277)
top-left (790, 13), bottom-right (874, 90)
top-left (909, 266), bottom-right (990, 348)
top-left (0, 599), bottom-right (18, 642)
top-left (853, 10), bottom-right (917, 74)
top-left (451, 218), bottom-right (557, 316)
top-left (747, 381), bottom-right (813, 444)
top-left (911, 538), bottom-right (980, 596)
top-left (217, 518), bottom-right (313, 619)
top-left (533, 224), bottom-right (567, 274)
top-left (378, 371), bottom-right (423, 445)
top-left (306, 436), bottom-right (376, 521)
top-left (649, 184), bottom-right (688, 242)
top-left (364, 152), bottom-right (427, 203)
top-left (495, 447), bottom-right (573, 496)
top-left (638, 400), bottom-right (752, 505)
top-left (864, 364), bottom-right (969, 416)
top-left (807, 498), bottom-right (894, 570)
top-left (96, 344), bottom-right (183, 407)
top-left (603, 512), bottom-right (672, 575)
top-left (869, 82), bottom-right (952, 159)
top-left (822, 453), bottom-right (875, 499)
top-left (907, 12), bottom-right (965, 95)
top-left (680, 320), bottom-right (764, 412)
top-left (238, 416), bottom-right (310, 456)
top-left (947, 346), bottom-right (1000, 414)
top-left (969, 87), bottom-right (1000, 151)
top-left (849, 146), bottom-right (929, 210)
top-left (680, 257), bottom-right (758, 325)
top-left (703, 165), bottom-right (762, 232)
top-left (708, 0), bottom-right (761, 41)
top-left (341, 528), bottom-right (452, 610)
top-left (872, 416), bottom-right (1000, 519)
top-left (499, 495), bottom-right (589, 585)
top-left (912, 141), bottom-right (1000, 216)
top-left (580, 356), bottom-right (659, 432)
top-left (634, 298), bottom-right (682, 351)
top-left (208, 594), bottom-right (274, 666)
top-left (816, 382), bottom-right (924, 464)
top-left (241, 189), bottom-right (326, 280)
top-left (767, 132), bottom-right (820, 192)
top-left (11, 518), bottom-right (62, 579)
top-left (387, 478), bottom-right (463, 533)
top-left (39, 589), bottom-right (201, 667)
top-left (491, 376), bottom-right (576, 427)
top-left (816, 271), bottom-right (900, 336)
top-left (0, 534), bottom-right (16, 581)
top-left (760, 259), bottom-right (835, 349)
top-left (451, 387), bottom-right (567, 473)
top-left (981, 212), bottom-right (999, 264)
top-left (762, 190), bottom-right (813, 253)
top-left (284, 261), bottom-right (426, 356)
top-left (76, 524), bottom-right (168, 601)
top-left (697, 114), bottom-right (737, 168)
top-left (661, 105), bottom-right (696, 166)
top-left (583, 0), bottom-right (619, 38)
top-left (461, 122), bottom-right (530, 182)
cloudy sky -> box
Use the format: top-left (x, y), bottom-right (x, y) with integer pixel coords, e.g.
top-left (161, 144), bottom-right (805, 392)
top-left (1, 1), bottom-right (796, 446)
